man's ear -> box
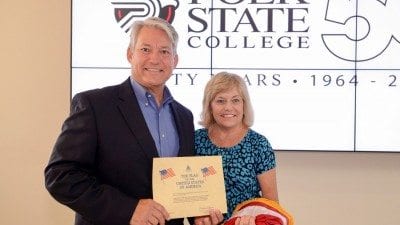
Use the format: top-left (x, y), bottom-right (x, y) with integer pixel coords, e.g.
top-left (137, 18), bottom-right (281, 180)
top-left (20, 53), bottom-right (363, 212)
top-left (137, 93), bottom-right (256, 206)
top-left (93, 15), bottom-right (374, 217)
top-left (173, 54), bottom-right (179, 68)
top-left (127, 47), bottom-right (133, 62)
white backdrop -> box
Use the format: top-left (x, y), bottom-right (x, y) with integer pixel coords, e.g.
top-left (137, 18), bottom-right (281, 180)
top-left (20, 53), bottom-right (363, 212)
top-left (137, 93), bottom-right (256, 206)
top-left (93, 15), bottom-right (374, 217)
top-left (72, 0), bottom-right (400, 152)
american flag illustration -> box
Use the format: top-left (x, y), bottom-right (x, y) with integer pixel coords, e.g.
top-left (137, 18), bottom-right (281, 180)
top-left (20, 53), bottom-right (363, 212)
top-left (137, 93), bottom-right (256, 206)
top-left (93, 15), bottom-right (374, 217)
top-left (159, 168), bottom-right (175, 180)
top-left (201, 166), bottom-right (216, 177)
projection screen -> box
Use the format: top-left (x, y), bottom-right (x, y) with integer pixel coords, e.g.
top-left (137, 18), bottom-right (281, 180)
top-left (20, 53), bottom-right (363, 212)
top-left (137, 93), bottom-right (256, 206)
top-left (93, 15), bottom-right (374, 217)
top-left (71, 0), bottom-right (400, 152)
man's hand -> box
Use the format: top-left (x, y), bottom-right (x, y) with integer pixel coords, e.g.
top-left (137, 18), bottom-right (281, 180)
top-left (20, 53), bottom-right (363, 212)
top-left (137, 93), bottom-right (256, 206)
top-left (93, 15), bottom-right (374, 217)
top-left (194, 209), bottom-right (224, 225)
top-left (130, 199), bottom-right (170, 225)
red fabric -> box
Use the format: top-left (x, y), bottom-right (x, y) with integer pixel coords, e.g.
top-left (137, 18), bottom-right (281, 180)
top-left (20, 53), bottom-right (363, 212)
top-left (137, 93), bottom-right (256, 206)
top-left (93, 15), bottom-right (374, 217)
top-left (224, 214), bottom-right (283, 225)
top-left (256, 214), bottom-right (283, 225)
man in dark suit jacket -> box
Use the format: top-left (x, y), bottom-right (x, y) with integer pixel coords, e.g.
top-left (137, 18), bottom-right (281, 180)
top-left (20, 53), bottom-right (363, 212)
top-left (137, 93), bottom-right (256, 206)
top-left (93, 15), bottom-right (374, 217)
top-left (44, 17), bottom-right (222, 225)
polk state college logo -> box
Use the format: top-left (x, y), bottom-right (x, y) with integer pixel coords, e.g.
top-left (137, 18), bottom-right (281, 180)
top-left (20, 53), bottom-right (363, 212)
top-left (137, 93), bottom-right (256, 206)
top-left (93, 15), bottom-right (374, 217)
top-left (111, 0), bottom-right (179, 33)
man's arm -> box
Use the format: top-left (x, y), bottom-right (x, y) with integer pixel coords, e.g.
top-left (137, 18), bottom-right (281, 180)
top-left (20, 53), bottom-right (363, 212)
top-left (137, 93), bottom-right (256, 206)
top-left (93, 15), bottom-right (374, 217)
top-left (44, 92), bottom-right (137, 225)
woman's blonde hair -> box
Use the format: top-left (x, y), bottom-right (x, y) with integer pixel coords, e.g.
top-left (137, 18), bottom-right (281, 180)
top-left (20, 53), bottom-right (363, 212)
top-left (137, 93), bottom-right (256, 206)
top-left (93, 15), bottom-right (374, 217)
top-left (199, 71), bottom-right (254, 128)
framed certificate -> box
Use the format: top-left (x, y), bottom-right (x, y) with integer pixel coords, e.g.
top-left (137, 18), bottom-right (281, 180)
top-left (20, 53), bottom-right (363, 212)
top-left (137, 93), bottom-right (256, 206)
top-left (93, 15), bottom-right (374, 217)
top-left (152, 156), bottom-right (227, 219)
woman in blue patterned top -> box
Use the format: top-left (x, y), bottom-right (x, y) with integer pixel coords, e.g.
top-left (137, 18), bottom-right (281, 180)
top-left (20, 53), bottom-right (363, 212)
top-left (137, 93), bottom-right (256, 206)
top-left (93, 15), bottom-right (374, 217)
top-left (194, 72), bottom-right (279, 224)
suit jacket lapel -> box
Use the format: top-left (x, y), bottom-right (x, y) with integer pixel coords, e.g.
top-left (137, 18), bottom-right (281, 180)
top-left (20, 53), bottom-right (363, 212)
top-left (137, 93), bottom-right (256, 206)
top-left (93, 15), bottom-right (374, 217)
top-left (116, 78), bottom-right (159, 159)
top-left (171, 102), bottom-right (194, 157)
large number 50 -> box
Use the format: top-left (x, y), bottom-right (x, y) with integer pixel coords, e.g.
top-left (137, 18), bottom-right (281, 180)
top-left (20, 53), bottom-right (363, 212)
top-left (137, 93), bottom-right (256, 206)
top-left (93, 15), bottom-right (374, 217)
top-left (321, 0), bottom-right (399, 62)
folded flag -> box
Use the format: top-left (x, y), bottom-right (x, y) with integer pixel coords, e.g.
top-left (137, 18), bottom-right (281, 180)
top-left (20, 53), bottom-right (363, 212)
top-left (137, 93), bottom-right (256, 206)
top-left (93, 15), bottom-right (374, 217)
top-left (224, 198), bottom-right (294, 225)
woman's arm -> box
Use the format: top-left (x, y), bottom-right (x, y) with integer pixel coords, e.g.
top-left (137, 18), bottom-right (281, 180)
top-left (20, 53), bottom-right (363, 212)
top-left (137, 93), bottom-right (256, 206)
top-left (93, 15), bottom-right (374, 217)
top-left (257, 168), bottom-right (279, 202)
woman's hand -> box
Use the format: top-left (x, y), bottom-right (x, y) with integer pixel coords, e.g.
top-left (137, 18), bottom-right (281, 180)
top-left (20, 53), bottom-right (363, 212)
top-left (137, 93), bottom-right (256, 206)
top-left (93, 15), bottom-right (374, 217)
top-left (233, 215), bottom-right (255, 225)
top-left (194, 209), bottom-right (224, 225)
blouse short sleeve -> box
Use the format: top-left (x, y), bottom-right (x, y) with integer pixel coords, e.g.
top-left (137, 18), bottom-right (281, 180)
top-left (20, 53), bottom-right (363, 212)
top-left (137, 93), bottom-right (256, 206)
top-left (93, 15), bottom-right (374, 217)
top-left (250, 131), bottom-right (276, 175)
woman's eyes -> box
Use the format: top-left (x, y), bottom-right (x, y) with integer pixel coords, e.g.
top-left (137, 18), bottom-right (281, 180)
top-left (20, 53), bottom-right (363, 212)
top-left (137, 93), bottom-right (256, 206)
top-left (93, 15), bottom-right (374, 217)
top-left (214, 98), bottom-right (242, 105)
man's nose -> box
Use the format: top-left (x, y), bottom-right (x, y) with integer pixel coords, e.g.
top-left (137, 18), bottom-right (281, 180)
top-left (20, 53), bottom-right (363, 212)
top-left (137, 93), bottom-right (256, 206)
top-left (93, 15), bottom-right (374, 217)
top-left (149, 51), bottom-right (162, 62)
